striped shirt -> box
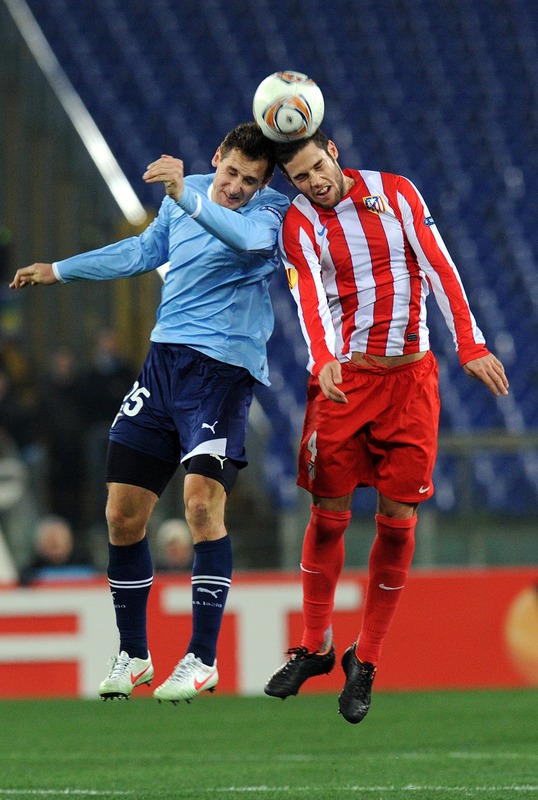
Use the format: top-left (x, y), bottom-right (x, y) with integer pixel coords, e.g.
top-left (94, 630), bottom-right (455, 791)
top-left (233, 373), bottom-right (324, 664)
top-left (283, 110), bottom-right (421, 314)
top-left (279, 168), bottom-right (488, 376)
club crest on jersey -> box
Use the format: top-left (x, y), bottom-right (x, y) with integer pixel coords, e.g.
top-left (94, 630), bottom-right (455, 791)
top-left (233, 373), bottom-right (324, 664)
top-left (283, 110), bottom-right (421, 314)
top-left (363, 195), bottom-right (386, 214)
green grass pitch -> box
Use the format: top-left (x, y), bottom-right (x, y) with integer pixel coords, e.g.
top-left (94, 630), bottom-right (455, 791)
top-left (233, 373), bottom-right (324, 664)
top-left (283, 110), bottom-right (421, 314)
top-left (0, 689), bottom-right (536, 799)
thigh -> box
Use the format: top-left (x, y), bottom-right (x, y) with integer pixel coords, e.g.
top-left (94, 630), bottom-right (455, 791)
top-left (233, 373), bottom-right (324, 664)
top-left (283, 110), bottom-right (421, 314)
top-left (106, 440), bottom-right (178, 497)
top-left (108, 343), bottom-right (182, 464)
top-left (106, 481), bottom-right (158, 519)
top-left (172, 351), bottom-right (255, 466)
top-left (186, 453), bottom-right (239, 495)
top-left (108, 344), bottom-right (255, 469)
top-left (371, 352), bottom-right (440, 504)
top-left (297, 373), bottom-right (375, 498)
top-left (105, 481), bottom-right (159, 545)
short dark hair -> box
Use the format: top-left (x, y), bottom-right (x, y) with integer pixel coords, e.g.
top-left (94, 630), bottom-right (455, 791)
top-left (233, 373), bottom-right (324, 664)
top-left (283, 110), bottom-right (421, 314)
top-left (219, 122), bottom-right (276, 180)
top-left (274, 129), bottom-right (330, 171)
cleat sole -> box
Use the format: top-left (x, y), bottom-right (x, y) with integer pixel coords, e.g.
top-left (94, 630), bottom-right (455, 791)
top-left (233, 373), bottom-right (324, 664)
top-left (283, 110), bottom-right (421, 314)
top-left (155, 687), bottom-right (216, 705)
top-left (100, 693), bottom-right (130, 701)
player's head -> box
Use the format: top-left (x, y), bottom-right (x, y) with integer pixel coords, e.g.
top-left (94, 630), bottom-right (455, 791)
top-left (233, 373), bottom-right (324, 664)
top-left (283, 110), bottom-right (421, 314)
top-left (274, 128), bottom-right (332, 170)
top-left (219, 122), bottom-right (277, 178)
top-left (210, 122), bottom-right (276, 210)
top-left (275, 129), bottom-right (350, 209)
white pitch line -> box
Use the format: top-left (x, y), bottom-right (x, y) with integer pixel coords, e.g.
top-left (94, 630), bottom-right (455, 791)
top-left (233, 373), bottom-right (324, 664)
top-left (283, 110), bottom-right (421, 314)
top-left (2, 787), bottom-right (537, 797)
top-left (205, 786), bottom-right (538, 794)
top-left (0, 792), bottom-right (133, 796)
top-left (271, 751), bottom-right (538, 763)
top-left (6, 751), bottom-right (535, 764)
top-left (449, 751), bottom-right (538, 760)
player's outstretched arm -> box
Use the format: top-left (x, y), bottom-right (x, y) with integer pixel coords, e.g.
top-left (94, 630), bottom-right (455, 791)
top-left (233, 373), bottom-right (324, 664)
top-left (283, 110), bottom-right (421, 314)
top-left (463, 353), bottom-right (509, 397)
top-left (9, 263), bottom-right (58, 289)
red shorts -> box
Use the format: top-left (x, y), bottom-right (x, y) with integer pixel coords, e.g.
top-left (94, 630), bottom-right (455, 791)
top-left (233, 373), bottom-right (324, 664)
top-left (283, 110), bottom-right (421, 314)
top-left (297, 351), bottom-right (440, 503)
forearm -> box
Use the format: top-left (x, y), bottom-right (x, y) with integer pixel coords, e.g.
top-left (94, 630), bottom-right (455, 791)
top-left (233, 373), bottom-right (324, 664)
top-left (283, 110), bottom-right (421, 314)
top-left (176, 184), bottom-right (281, 252)
top-left (54, 237), bottom-right (162, 282)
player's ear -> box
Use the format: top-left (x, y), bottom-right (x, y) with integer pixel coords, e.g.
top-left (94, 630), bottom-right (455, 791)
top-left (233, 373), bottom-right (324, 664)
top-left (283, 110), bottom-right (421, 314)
top-left (211, 148), bottom-right (222, 168)
top-left (327, 140), bottom-right (339, 160)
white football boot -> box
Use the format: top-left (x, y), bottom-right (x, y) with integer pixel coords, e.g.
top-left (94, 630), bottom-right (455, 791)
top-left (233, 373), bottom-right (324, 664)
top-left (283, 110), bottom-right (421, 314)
top-left (153, 652), bottom-right (218, 704)
top-left (98, 651), bottom-right (154, 700)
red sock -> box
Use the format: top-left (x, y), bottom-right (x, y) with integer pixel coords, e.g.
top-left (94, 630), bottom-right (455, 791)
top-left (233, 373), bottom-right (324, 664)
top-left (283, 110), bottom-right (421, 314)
top-left (300, 504), bottom-right (351, 652)
top-left (355, 514), bottom-right (417, 666)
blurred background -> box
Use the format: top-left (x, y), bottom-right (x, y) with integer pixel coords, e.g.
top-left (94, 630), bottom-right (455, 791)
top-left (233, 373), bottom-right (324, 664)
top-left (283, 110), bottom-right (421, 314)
top-left (0, 0), bottom-right (537, 579)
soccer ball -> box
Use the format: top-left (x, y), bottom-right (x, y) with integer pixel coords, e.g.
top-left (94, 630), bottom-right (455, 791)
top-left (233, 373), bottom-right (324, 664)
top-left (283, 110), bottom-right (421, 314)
top-left (252, 71), bottom-right (324, 142)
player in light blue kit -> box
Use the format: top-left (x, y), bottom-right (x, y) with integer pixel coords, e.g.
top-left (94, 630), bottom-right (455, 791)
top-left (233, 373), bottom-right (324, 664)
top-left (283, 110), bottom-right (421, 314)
top-left (10, 122), bottom-right (289, 703)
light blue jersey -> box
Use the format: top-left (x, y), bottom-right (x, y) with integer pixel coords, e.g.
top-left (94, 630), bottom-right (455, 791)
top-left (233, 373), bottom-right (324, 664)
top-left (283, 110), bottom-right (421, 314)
top-left (53, 174), bottom-right (290, 385)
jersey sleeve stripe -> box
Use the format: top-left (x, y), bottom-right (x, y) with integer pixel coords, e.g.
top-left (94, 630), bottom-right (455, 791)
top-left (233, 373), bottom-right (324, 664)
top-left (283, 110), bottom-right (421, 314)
top-left (281, 208), bottom-right (336, 373)
top-left (395, 177), bottom-right (487, 363)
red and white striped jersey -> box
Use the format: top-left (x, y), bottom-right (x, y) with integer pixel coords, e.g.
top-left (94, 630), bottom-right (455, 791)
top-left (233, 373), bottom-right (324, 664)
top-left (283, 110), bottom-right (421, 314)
top-left (279, 168), bottom-right (489, 376)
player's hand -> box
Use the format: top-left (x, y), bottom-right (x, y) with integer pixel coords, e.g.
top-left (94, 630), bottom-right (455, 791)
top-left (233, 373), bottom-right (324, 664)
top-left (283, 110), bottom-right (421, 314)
top-left (463, 353), bottom-right (509, 397)
top-left (9, 263), bottom-right (57, 289)
top-left (143, 155), bottom-right (184, 202)
top-left (318, 359), bottom-right (348, 404)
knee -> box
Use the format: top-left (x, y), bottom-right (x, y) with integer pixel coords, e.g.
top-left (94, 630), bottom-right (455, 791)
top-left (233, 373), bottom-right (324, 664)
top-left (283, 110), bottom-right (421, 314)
top-left (185, 492), bottom-right (223, 536)
top-left (377, 495), bottom-right (417, 519)
top-left (375, 505), bottom-right (418, 548)
top-left (184, 477), bottom-right (226, 541)
top-left (105, 499), bottom-right (146, 545)
top-left (308, 504), bottom-right (351, 546)
top-left (184, 494), bottom-right (212, 529)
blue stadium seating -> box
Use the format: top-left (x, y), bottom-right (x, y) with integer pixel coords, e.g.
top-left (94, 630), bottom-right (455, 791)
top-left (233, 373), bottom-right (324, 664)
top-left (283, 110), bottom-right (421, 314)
top-left (21, 0), bottom-right (538, 512)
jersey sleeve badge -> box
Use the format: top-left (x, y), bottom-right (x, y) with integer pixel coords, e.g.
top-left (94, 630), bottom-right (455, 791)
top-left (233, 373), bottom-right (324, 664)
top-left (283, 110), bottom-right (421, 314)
top-left (286, 267), bottom-right (299, 289)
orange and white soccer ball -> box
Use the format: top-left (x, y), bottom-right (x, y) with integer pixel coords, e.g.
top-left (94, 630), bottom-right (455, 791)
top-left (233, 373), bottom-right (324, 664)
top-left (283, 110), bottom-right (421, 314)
top-left (252, 71), bottom-right (325, 142)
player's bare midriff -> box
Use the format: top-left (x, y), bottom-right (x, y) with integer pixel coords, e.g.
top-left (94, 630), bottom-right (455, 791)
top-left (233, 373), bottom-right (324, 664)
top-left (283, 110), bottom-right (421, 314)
top-left (350, 350), bottom-right (428, 369)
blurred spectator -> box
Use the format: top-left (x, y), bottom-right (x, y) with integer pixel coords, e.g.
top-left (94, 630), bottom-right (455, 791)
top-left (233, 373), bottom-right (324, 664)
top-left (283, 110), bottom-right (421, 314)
top-left (79, 328), bottom-right (136, 528)
top-left (154, 518), bottom-right (193, 573)
top-left (0, 223), bottom-right (12, 282)
top-left (0, 330), bottom-right (31, 389)
top-left (19, 515), bottom-right (96, 586)
top-left (0, 356), bottom-right (43, 567)
top-left (80, 327), bottom-right (135, 426)
top-left (0, 362), bottom-right (41, 461)
top-left (39, 346), bottom-right (86, 532)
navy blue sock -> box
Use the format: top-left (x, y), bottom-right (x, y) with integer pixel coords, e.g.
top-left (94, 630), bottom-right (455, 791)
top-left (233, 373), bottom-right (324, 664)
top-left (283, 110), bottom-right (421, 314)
top-left (187, 536), bottom-right (232, 666)
top-left (107, 538), bottom-right (153, 659)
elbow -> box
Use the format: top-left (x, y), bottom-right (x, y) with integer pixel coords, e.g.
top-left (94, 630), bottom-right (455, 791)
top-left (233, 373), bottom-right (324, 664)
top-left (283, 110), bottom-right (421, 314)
top-left (243, 236), bottom-right (276, 254)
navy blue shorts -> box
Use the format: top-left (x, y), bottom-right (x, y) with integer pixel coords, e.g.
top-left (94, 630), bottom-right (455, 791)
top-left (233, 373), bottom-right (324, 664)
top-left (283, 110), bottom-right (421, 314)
top-left (108, 343), bottom-right (254, 489)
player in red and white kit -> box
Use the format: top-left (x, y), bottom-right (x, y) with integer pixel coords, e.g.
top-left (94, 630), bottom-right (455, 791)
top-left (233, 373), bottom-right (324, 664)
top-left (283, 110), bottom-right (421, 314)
top-left (264, 129), bottom-right (509, 723)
